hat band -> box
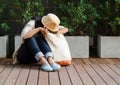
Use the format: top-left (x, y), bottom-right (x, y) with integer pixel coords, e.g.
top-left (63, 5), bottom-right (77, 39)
top-left (48, 29), bottom-right (58, 34)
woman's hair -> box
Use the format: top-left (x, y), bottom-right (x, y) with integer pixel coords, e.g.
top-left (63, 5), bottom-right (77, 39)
top-left (31, 16), bottom-right (43, 28)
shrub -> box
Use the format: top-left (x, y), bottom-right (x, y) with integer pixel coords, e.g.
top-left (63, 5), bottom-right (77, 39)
top-left (53, 0), bottom-right (99, 36)
top-left (97, 0), bottom-right (120, 36)
top-left (0, 0), bottom-right (44, 35)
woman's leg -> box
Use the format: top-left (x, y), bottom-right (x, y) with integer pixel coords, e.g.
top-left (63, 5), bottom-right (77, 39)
top-left (25, 37), bottom-right (44, 61)
top-left (17, 37), bottom-right (43, 63)
top-left (36, 36), bottom-right (61, 71)
top-left (17, 37), bottom-right (53, 71)
top-left (18, 36), bottom-right (60, 71)
top-left (17, 43), bottom-right (34, 64)
top-left (36, 36), bottom-right (53, 59)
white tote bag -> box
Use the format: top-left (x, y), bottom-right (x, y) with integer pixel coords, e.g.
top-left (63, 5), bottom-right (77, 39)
top-left (45, 33), bottom-right (72, 65)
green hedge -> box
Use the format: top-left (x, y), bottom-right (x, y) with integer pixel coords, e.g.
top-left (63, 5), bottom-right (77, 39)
top-left (0, 0), bottom-right (120, 36)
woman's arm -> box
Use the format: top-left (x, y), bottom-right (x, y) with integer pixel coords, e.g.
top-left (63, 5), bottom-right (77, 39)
top-left (21, 20), bottom-right (46, 41)
top-left (23, 27), bottom-right (43, 39)
top-left (58, 26), bottom-right (68, 34)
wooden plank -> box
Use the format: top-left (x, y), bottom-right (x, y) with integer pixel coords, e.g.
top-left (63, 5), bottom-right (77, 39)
top-left (66, 65), bottom-right (83, 85)
top-left (104, 59), bottom-right (116, 64)
top-left (117, 58), bottom-right (120, 61)
top-left (58, 67), bottom-right (72, 85)
top-left (4, 65), bottom-right (22, 85)
top-left (15, 65), bottom-right (31, 85)
top-left (27, 66), bottom-right (39, 85)
top-left (38, 70), bottom-right (48, 85)
top-left (49, 71), bottom-right (60, 85)
top-left (0, 64), bottom-right (5, 73)
top-left (82, 59), bottom-right (92, 64)
top-left (91, 64), bottom-right (118, 85)
top-left (74, 64), bottom-right (95, 85)
top-left (73, 58), bottom-right (84, 64)
top-left (112, 59), bottom-right (120, 64)
top-left (0, 65), bottom-right (14, 85)
top-left (0, 58), bottom-right (12, 64)
top-left (96, 58), bottom-right (108, 64)
top-left (115, 64), bottom-right (120, 69)
top-left (108, 64), bottom-right (120, 76)
top-left (89, 58), bottom-right (99, 64)
top-left (99, 64), bottom-right (120, 84)
top-left (72, 59), bottom-right (78, 65)
top-left (83, 64), bottom-right (106, 85)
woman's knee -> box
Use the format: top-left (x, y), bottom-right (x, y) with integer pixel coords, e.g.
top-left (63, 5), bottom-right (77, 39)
top-left (24, 37), bottom-right (41, 55)
top-left (25, 37), bottom-right (36, 43)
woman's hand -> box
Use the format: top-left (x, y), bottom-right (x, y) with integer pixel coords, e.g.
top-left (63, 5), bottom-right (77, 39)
top-left (57, 27), bottom-right (68, 34)
top-left (40, 28), bottom-right (49, 37)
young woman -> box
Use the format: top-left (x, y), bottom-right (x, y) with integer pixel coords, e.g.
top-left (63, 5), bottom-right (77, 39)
top-left (13, 13), bottom-right (68, 72)
top-left (13, 15), bottom-right (61, 71)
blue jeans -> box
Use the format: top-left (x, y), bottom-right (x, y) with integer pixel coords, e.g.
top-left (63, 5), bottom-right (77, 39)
top-left (17, 36), bottom-right (53, 64)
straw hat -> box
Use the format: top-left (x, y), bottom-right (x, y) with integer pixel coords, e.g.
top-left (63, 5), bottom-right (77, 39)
top-left (41, 13), bottom-right (60, 32)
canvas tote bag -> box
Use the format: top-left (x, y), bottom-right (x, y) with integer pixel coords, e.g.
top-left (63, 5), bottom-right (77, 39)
top-left (45, 33), bottom-right (72, 65)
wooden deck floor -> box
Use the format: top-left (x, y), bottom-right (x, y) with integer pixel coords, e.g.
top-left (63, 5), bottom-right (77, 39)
top-left (0, 58), bottom-right (120, 85)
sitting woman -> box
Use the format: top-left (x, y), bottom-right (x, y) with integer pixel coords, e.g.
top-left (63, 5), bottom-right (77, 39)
top-left (12, 13), bottom-right (67, 72)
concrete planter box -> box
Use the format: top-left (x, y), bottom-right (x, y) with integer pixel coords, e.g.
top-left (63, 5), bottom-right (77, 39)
top-left (0, 35), bottom-right (8, 58)
top-left (66, 36), bottom-right (89, 58)
top-left (97, 36), bottom-right (120, 58)
top-left (15, 35), bottom-right (21, 50)
top-left (15, 35), bottom-right (89, 58)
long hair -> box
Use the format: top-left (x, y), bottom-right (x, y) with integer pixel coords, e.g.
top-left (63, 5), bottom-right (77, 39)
top-left (31, 16), bottom-right (43, 28)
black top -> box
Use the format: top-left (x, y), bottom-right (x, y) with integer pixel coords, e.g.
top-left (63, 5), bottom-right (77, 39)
top-left (31, 16), bottom-right (44, 36)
